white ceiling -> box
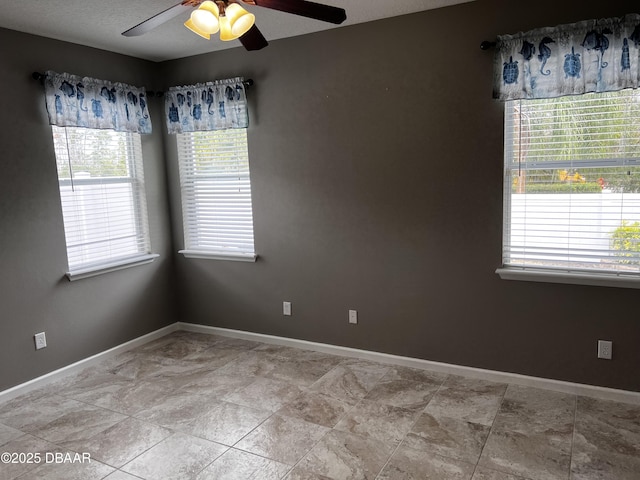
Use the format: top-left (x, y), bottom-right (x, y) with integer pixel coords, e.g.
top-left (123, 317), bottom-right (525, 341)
top-left (0, 0), bottom-right (474, 62)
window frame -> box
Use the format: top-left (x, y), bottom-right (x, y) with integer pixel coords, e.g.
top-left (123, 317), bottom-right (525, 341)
top-left (497, 92), bottom-right (640, 289)
top-left (52, 126), bottom-right (157, 280)
top-left (176, 127), bottom-right (257, 262)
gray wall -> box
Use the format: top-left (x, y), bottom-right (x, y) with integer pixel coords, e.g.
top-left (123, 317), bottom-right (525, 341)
top-left (0, 29), bottom-right (176, 391)
top-left (161, 0), bottom-right (640, 392)
top-left (2, 0), bottom-right (639, 395)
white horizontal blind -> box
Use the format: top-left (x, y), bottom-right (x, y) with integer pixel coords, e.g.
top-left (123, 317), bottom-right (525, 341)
top-left (176, 129), bottom-right (255, 257)
top-left (503, 90), bottom-right (640, 274)
top-left (52, 126), bottom-right (151, 272)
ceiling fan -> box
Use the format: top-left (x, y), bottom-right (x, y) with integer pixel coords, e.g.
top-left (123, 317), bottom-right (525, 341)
top-left (122, 0), bottom-right (347, 51)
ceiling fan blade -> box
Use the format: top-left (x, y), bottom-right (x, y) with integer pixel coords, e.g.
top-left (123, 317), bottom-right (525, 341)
top-left (240, 24), bottom-right (269, 51)
top-left (247, 0), bottom-right (346, 25)
top-left (122, 1), bottom-right (195, 37)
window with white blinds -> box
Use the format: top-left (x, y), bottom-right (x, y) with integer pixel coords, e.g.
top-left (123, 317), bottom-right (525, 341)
top-left (501, 89), bottom-right (640, 281)
top-left (176, 128), bottom-right (256, 261)
top-left (52, 126), bottom-right (154, 278)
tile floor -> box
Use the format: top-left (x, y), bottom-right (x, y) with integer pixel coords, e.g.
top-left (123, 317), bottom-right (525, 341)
top-left (0, 331), bottom-right (639, 480)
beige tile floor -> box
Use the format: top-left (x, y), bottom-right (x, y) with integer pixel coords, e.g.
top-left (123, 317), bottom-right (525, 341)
top-left (0, 331), bottom-right (639, 480)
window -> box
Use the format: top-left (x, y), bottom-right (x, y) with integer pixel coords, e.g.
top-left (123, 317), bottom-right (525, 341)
top-left (176, 128), bottom-right (256, 261)
top-left (52, 126), bottom-right (155, 279)
top-left (499, 89), bottom-right (640, 288)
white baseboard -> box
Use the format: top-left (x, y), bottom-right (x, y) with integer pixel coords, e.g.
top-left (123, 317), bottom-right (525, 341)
top-left (3, 321), bottom-right (639, 406)
top-left (179, 322), bottom-right (640, 406)
top-left (0, 323), bottom-right (179, 403)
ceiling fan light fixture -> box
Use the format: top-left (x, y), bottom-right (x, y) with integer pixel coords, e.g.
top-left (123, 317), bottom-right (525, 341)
top-left (218, 15), bottom-right (239, 41)
top-left (198, 0), bottom-right (220, 15)
top-left (190, 2), bottom-right (219, 34)
top-left (225, 3), bottom-right (255, 38)
top-left (184, 18), bottom-right (211, 39)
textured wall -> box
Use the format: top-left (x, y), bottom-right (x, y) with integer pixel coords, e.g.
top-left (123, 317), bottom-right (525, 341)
top-left (161, 0), bottom-right (640, 392)
top-left (0, 29), bottom-right (176, 391)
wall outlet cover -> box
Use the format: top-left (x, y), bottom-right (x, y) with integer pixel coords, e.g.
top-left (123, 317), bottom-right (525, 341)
top-left (597, 340), bottom-right (612, 360)
top-left (34, 332), bottom-right (47, 350)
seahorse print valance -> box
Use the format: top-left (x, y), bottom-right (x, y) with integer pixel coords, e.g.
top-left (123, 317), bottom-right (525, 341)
top-left (44, 71), bottom-right (152, 134)
top-left (494, 14), bottom-right (640, 101)
top-left (164, 77), bottom-right (248, 134)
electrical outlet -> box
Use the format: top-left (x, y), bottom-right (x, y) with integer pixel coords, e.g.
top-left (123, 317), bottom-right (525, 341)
top-left (597, 340), bottom-right (612, 360)
top-left (349, 310), bottom-right (358, 324)
top-left (283, 301), bottom-right (292, 316)
top-left (34, 332), bottom-right (47, 350)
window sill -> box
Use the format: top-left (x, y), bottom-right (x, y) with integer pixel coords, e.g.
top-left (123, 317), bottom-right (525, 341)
top-left (179, 250), bottom-right (257, 262)
top-left (496, 267), bottom-right (640, 289)
top-left (66, 254), bottom-right (159, 281)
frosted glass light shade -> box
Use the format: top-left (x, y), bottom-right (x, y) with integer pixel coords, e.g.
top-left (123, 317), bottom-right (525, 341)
top-left (184, 18), bottom-right (211, 39)
top-left (219, 15), bottom-right (239, 41)
top-left (199, 0), bottom-right (219, 15)
top-left (225, 3), bottom-right (255, 37)
top-left (191, 2), bottom-right (219, 34)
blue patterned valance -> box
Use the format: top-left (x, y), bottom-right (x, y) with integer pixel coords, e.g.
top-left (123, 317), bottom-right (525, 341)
top-left (44, 71), bottom-right (152, 134)
top-left (164, 77), bottom-right (248, 134)
top-left (494, 14), bottom-right (640, 100)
